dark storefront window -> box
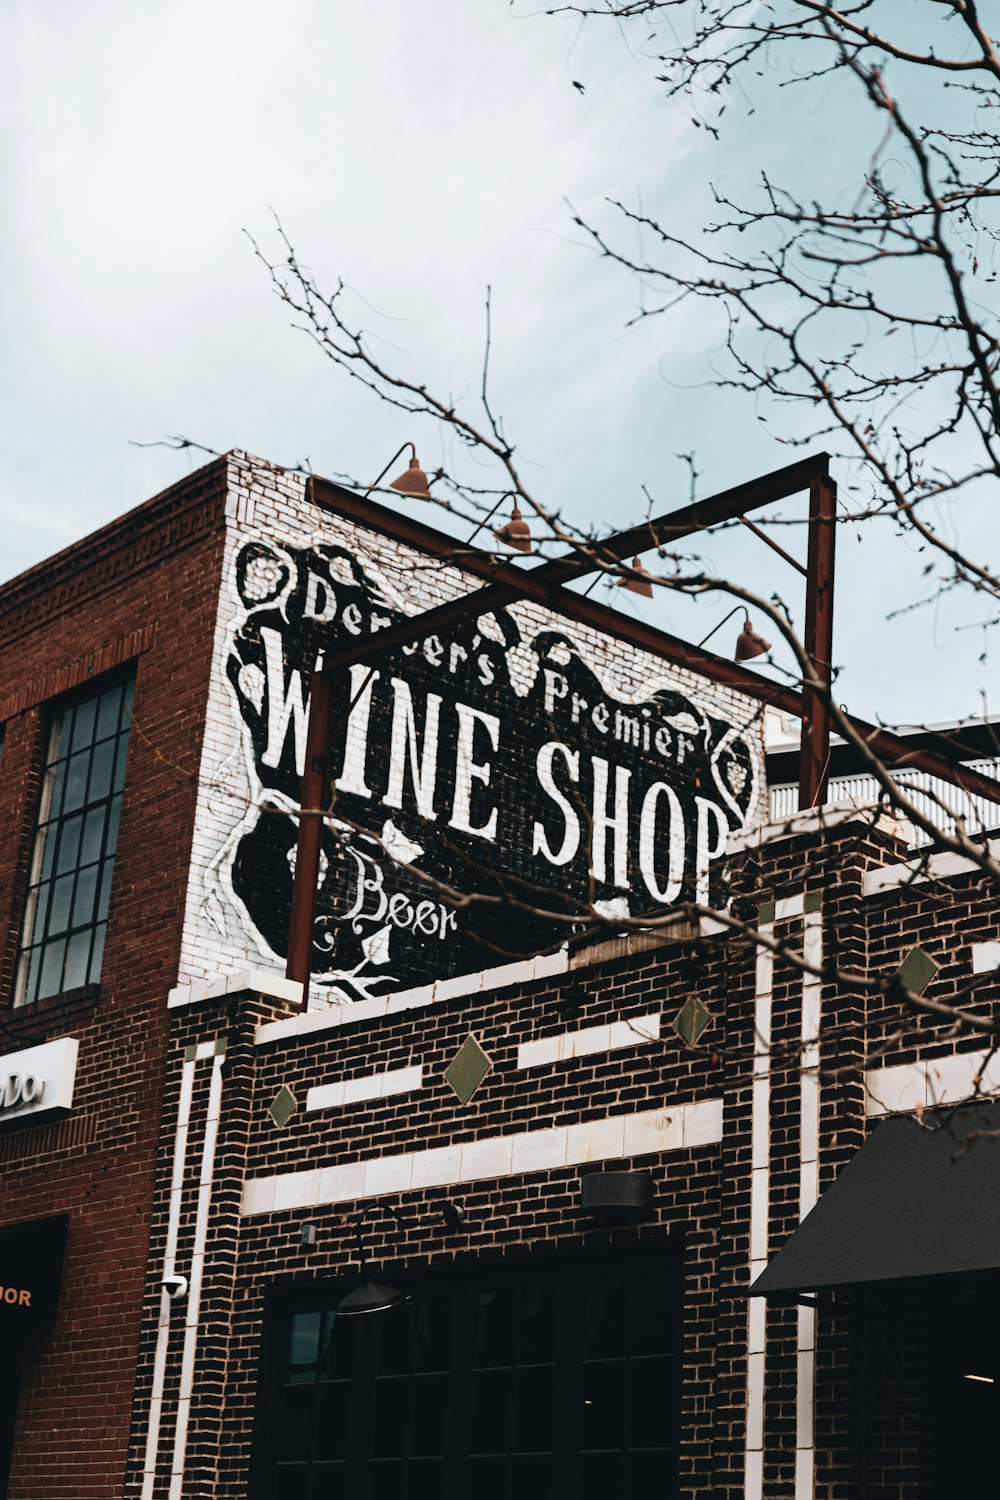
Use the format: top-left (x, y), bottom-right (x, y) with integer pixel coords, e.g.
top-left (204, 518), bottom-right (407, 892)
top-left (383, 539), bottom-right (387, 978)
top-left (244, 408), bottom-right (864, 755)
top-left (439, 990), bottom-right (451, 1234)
top-left (256, 1248), bottom-right (681, 1500)
top-left (0, 1216), bottom-right (69, 1494)
top-left (15, 672), bottom-right (134, 1004)
top-left (927, 1273), bottom-right (1000, 1494)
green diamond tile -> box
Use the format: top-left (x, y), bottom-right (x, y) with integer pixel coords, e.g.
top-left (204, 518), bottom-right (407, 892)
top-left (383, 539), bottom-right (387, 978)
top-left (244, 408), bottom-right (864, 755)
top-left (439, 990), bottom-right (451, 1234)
top-left (758, 900), bottom-right (776, 926)
top-left (672, 997), bottom-right (713, 1048)
top-left (183, 1044), bottom-right (197, 1063)
top-left (896, 947), bottom-right (938, 995)
top-left (445, 1034), bottom-right (492, 1104)
top-left (269, 1085), bottom-right (298, 1129)
top-left (804, 891), bottom-right (823, 914)
top-left (214, 1036), bottom-right (228, 1057)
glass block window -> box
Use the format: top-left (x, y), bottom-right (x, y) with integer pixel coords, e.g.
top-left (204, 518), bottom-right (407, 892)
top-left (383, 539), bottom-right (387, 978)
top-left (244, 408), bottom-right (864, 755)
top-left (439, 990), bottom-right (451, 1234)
top-left (15, 672), bottom-right (135, 1005)
top-left (256, 1245), bottom-right (681, 1499)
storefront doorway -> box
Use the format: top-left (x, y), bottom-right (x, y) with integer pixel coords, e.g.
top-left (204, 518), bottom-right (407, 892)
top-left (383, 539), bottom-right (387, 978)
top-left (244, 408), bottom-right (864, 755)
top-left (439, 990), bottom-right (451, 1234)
top-left (254, 1244), bottom-right (681, 1500)
top-left (0, 1216), bottom-right (68, 1497)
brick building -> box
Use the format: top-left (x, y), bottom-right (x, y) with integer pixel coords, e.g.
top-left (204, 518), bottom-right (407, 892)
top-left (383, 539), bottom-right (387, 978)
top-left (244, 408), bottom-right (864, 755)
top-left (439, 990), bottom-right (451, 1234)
top-left (0, 458), bottom-right (235, 1499)
top-left (1, 451), bottom-right (998, 1498)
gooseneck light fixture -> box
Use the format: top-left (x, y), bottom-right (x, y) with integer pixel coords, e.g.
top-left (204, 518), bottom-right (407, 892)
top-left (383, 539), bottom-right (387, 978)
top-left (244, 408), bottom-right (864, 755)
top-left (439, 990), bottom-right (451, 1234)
top-left (698, 605), bottom-right (772, 662)
top-left (336, 1203), bottom-right (409, 1317)
top-left (616, 555), bottom-right (655, 599)
top-left (493, 501), bottom-right (532, 553)
top-left (365, 442), bottom-right (432, 502)
top-left (735, 615), bottom-right (773, 662)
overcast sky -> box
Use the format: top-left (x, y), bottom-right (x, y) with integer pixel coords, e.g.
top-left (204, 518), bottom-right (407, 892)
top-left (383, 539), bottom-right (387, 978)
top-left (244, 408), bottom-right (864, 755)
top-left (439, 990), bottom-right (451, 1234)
top-left (3, 0), bottom-right (998, 732)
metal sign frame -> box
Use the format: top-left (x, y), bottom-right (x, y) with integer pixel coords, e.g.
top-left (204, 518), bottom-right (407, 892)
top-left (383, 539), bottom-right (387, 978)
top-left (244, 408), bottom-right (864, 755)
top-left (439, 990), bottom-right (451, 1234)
top-left (282, 455), bottom-right (995, 991)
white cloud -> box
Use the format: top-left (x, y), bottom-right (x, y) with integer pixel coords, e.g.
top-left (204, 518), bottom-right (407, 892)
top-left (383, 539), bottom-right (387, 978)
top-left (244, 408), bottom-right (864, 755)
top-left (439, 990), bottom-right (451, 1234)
top-left (2, 0), bottom-right (999, 726)
top-left (0, 0), bottom-right (700, 569)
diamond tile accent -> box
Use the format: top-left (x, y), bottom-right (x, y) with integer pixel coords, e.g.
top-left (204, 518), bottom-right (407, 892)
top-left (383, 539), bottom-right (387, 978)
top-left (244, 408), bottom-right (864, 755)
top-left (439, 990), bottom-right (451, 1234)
top-left (269, 1085), bottom-right (298, 1129)
top-left (672, 997), bottom-right (713, 1048)
top-left (896, 947), bottom-right (938, 995)
top-left (445, 1034), bottom-right (492, 1104)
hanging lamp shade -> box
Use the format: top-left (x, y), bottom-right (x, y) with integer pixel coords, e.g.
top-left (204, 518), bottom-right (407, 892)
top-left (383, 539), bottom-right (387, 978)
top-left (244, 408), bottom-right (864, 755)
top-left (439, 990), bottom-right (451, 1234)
top-left (735, 616), bottom-right (772, 661)
top-left (617, 556), bottom-right (654, 599)
top-left (493, 503), bottom-right (532, 553)
top-left (388, 454), bottom-right (431, 500)
top-left (336, 1280), bottom-right (409, 1317)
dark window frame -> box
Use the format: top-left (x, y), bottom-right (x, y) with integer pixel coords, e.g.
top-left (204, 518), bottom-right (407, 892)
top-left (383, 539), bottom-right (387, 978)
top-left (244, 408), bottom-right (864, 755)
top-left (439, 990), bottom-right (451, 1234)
top-left (14, 668), bottom-right (135, 1006)
top-left (250, 1240), bottom-right (682, 1500)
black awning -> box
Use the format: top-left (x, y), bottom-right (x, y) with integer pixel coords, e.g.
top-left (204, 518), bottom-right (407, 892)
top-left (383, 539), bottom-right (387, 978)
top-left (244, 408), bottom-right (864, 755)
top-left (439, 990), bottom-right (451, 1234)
top-left (751, 1104), bottom-right (1000, 1297)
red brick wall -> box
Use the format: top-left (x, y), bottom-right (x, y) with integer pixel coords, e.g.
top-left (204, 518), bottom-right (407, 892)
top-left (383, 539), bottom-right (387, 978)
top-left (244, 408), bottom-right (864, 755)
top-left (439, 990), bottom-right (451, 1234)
top-left (5, 447), bottom-right (996, 1500)
top-left (0, 460), bottom-right (229, 1498)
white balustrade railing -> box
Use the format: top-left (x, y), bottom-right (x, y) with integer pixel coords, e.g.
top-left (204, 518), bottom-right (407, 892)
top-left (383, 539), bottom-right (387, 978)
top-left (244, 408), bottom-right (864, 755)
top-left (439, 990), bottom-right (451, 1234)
top-left (768, 759), bottom-right (1000, 847)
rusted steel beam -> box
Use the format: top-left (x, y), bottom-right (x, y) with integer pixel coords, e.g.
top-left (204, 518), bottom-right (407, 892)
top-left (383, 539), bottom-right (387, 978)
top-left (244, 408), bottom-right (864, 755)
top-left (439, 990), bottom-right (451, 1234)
top-left (848, 728), bottom-right (1000, 808)
top-left (553, 452), bottom-right (831, 577)
top-left (283, 463), bottom-right (1000, 986)
top-left (313, 551), bottom-right (782, 697)
top-left (799, 475), bottom-right (838, 809)
top-left (309, 453), bottom-right (831, 592)
top-left (285, 665), bottom-right (334, 999)
top-left (309, 466), bottom-right (1000, 800)
top-left (313, 456), bottom-right (835, 679)
top-left (738, 515), bottom-right (808, 578)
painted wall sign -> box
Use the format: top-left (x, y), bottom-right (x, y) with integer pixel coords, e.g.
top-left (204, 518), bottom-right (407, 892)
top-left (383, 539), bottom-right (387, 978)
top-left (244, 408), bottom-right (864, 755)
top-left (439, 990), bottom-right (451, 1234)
top-left (203, 520), bottom-right (763, 1003)
top-left (0, 1037), bottom-right (78, 1125)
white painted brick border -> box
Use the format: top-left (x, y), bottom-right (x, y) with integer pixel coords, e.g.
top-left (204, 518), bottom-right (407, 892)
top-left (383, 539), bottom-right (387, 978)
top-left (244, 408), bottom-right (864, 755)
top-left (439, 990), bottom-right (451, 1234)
top-left (864, 838), bottom-right (1000, 898)
top-left (866, 1048), bottom-right (1000, 1116)
top-left (795, 905), bottom-right (823, 1500)
top-left (745, 904), bottom-right (777, 1500)
top-left (972, 941), bottom-right (1000, 974)
top-left (168, 968), bottom-right (303, 1010)
top-left (254, 950), bottom-right (569, 1044)
top-left (241, 1099), bottom-right (724, 1216)
top-left (517, 1014), bottom-right (660, 1070)
top-left (306, 1065), bottom-right (423, 1112)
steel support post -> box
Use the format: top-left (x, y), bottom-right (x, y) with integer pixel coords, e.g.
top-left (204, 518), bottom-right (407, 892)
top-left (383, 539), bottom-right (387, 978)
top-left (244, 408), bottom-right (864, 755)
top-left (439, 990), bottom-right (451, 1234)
top-left (799, 475), bottom-right (838, 809)
top-left (285, 665), bottom-right (335, 1000)
top-left (280, 459), bottom-right (1000, 1007)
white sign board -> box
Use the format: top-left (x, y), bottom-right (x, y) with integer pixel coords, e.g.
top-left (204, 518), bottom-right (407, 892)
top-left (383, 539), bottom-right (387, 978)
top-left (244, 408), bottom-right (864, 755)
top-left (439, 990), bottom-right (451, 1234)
top-left (0, 1037), bottom-right (78, 1125)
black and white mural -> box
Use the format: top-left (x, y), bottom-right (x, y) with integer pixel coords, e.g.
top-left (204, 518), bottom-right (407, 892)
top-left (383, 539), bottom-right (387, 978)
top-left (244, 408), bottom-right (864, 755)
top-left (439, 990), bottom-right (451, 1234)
top-left (208, 535), bottom-right (762, 1003)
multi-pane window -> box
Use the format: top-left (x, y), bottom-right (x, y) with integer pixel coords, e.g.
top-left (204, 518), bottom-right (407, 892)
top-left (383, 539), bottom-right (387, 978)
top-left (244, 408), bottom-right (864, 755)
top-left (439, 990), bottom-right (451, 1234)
top-left (257, 1246), bottom-right (680, 1500)
top-left (16, 672), bottom-right (134, 1005)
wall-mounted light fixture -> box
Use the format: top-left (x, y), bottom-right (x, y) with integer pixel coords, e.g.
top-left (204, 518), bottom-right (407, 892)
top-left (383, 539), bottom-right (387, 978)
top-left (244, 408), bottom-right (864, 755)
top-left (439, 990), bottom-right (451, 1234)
top-left (365, 442), bottom-right (431, 502)
top-left (734, 614), bottom-right (772, 661)
top-left (580, 1171), bottom-right (654, 1216)
top-left (698, 605), bottom-right (772, 662)
top-left (336, 1203), bottom-right (409, 1317)
top-left (441, 1201), bottom-right (465, 1231)
top-left (616, 555), bottom-right (654, 599)
top-left (493, 502), bottom-right (532, 553)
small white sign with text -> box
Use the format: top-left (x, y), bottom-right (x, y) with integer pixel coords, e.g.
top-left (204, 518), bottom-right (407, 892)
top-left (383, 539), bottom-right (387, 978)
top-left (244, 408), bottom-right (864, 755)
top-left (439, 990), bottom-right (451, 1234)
top-left (0, 1037), bottom-right (78, 1124)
